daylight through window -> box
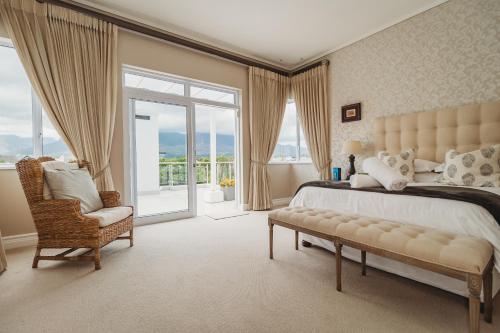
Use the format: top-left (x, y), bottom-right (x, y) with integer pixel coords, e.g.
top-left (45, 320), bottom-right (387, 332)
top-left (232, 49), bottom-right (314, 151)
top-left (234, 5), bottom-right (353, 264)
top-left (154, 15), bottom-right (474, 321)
top-left (0, 38), bottom-right (72, 166)
top-left (271, 101), bottom-right (310, 162)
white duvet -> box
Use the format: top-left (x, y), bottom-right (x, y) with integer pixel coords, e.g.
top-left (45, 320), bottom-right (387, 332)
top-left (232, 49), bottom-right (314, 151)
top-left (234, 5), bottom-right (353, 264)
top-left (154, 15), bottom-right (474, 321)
top-left (290, 183), bottom-right (500, 271)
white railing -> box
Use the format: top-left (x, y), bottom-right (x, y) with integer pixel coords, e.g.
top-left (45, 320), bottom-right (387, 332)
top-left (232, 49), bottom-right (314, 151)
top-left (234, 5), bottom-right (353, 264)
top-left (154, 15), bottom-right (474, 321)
top-left (159, 161), bottom-right (234, 187)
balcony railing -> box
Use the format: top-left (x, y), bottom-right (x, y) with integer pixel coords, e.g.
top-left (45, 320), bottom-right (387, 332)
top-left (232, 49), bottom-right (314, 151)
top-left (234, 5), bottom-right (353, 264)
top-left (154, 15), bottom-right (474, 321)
top-left (159, 161), bottom-right (234, 187)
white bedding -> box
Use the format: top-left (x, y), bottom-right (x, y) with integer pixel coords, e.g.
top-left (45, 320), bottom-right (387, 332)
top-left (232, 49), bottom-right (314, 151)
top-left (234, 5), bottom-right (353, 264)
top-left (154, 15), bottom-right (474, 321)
top-left (289, 182), bottom-right (500, 297)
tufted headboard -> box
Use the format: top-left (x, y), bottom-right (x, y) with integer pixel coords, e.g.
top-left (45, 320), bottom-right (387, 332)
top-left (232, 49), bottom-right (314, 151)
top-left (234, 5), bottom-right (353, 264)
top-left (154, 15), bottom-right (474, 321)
top-left (374, 100), bottom-right (500, 163)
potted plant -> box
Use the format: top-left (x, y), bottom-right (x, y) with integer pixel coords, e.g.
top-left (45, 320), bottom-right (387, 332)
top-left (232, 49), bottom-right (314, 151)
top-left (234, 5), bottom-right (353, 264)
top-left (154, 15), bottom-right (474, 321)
top-left (219, 178), bottom-right (235, 201)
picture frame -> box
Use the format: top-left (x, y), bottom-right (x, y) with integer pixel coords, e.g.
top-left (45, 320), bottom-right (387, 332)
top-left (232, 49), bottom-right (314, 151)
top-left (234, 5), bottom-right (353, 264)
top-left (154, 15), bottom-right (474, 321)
top-left (341, 103), bottom-right (361, 122)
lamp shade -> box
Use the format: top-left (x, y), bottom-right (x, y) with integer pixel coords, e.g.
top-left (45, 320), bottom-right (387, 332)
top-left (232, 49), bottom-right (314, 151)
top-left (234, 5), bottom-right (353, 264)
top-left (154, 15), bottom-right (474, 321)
top-left (341, 140), bottom-right (362, 154)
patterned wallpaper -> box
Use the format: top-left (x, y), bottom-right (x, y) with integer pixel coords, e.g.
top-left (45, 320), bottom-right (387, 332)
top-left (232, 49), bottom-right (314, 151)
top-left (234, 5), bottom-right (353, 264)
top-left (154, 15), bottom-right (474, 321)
top-left (328, 0), bottom-right (500, 177)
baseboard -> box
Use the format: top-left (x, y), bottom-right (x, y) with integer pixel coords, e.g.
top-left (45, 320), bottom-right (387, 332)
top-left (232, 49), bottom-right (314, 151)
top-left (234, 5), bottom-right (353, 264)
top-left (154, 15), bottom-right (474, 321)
top-left (2, 233), bottom-right (37, 250)
top-left (272, 197), bottom-right (292, 207)
top-left (239, 203), bottom-right (249, 211)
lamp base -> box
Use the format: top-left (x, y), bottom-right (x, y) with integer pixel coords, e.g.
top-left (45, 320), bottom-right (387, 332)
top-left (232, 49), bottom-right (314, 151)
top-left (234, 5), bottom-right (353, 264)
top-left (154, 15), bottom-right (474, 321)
top-left (346, 154), bottom-right (356, 180)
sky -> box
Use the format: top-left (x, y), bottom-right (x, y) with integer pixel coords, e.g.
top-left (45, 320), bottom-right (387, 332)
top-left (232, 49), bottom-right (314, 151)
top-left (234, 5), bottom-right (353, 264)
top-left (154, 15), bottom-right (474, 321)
top-left (0, 40), bottom-right (33, 138)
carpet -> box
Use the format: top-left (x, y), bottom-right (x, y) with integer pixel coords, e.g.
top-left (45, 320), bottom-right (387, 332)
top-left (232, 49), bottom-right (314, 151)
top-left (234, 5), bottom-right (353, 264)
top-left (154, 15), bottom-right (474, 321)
top-left (206, 209), bottom-right (249, 220)
top-left (1, 211), bottom-right (499, 333)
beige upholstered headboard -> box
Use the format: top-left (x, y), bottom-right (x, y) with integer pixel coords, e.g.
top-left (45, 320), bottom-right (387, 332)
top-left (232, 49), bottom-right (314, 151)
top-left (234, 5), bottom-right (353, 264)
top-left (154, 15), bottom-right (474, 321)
top-left (374, 100), bottom-right (500, 162)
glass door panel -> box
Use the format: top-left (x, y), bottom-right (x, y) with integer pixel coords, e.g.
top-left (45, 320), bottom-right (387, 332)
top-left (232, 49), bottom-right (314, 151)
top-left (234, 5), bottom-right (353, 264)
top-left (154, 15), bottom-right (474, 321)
top-left (133, 99), bottom-right (194, 218)
top-left (194, 104), bottom-right (237, 215)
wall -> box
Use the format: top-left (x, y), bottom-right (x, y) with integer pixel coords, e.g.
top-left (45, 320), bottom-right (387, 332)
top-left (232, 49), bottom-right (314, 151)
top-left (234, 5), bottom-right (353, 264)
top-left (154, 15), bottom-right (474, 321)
top-left (328, 0), bottom-right (500, 177)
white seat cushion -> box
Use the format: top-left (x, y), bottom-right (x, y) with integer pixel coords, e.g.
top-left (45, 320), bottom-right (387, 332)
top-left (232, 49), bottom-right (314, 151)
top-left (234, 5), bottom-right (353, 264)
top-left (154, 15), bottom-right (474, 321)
top-left (84, 206), bottom-right (133, 228)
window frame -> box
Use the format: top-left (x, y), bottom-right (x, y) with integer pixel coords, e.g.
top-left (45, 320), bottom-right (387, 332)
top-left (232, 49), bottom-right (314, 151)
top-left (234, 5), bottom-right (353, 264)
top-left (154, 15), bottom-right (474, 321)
top-left (269, 100), bottom-right (312, 165)
top-left (0, 38), bottom-right (63, 169)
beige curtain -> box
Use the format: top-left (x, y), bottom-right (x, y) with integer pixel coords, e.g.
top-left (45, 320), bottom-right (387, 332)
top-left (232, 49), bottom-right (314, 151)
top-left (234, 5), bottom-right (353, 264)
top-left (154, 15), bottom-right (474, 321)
top-left (291, 63), bottom-right (331, 180)
top-left (0, 230), bottom-right (6, 273)
top-left (248, 67), bottom-right (289, 210)
top-left (0, 0), bottom-right (118, 190)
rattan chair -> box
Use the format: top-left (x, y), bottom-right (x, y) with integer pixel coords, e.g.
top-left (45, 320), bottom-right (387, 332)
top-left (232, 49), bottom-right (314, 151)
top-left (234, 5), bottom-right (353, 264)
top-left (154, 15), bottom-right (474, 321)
top-left (16, 157), bottom-right (134, 270)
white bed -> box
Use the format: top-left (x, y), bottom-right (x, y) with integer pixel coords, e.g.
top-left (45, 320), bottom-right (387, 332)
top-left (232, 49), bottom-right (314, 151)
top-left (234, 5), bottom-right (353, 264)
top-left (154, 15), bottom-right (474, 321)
top-left (290, 100), bottom-right (500, 298)
top-left (290, 183), bottom-right (500, 297)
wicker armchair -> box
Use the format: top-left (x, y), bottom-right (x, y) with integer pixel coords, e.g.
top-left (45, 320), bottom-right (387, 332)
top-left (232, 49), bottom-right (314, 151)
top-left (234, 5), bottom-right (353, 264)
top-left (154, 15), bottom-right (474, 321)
top-left (15, 157), bottom-right (134, 270)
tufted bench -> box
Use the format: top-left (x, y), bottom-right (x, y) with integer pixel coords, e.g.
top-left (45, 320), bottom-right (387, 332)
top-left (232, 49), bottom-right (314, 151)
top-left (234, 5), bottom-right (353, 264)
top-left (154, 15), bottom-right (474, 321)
top-left (268, 207), bottom-right (495, 333)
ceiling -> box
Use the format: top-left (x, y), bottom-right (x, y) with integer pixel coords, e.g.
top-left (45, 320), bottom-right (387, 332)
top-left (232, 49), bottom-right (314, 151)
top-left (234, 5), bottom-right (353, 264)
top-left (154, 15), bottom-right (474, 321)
top-left (77, 0), bottom-right (447, 70)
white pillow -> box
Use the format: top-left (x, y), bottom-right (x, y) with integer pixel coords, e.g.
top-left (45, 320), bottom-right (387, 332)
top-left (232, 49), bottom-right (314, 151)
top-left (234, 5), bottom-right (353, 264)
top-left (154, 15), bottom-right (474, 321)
top-left (377, 149), bottom-right (415, 181)
top-left (414, 159), bottom-right (440, 173)
top-left (438, 144), bottom-right (500, 187)
top-left (41, 161), bottom-right (80, 200)
top-left (44, 169), bottom-right (104, 213)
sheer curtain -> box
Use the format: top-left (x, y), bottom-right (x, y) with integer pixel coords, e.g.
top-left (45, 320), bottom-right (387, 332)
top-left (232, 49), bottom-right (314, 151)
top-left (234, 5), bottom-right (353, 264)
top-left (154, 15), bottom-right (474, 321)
top-left (291, 62), bottom-right (331, 180)
top-left (248, 67), bottom-right (289, 210)
top-left (0, 0), bottom-right (118, 190)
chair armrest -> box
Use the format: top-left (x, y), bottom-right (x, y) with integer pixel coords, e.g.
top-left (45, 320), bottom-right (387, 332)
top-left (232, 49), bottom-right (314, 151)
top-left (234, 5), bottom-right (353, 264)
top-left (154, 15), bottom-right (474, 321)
top-left (31, 199), bottom-right (99, 238)
top-left (99, 191), bottom-right (121, 208)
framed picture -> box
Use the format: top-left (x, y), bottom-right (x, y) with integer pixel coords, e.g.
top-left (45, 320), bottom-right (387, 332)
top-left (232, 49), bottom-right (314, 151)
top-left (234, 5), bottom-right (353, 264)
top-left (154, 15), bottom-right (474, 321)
top-left (341, 103), bottom-right (361, 122)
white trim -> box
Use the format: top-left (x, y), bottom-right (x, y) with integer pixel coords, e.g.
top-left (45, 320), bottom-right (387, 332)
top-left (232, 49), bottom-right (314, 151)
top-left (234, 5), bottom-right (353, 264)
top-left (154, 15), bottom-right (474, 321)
top-left (2, 233), bottom-right (37, 250)
top-left (272, 197), bottom-right (292, 207)
top-left (239, 203), bottom-right (249, 211)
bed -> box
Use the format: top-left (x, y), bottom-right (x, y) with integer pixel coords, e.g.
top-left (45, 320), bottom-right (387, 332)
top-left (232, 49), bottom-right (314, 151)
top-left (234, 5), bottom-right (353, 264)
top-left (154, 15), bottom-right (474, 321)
top-left (290, 100), bottom-right (500, 298)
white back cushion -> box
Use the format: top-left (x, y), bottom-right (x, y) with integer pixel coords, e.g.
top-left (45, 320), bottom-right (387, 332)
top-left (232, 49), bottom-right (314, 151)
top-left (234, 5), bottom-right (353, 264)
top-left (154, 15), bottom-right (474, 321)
top-left (44, 169), bottom-right (103, 213)
top-left (41, 161), bottom-right (80, 200)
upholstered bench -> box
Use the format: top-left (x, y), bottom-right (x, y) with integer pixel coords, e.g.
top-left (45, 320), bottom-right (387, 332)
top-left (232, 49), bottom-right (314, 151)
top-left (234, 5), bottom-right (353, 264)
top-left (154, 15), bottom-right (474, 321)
top-left (268, 207), bottom-right (495, 333)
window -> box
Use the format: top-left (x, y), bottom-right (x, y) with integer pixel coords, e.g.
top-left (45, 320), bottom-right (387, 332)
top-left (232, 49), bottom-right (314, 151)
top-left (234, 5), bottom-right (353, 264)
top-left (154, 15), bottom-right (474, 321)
top-left (0, 38), bottom-right (72, 167)
top-left (271, 101), bottom-right (310, 162)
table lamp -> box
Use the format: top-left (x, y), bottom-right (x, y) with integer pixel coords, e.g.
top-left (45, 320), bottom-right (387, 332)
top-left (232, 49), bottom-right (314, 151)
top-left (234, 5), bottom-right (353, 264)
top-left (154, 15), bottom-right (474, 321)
top-left (341, 140), bottom-right (362, 180)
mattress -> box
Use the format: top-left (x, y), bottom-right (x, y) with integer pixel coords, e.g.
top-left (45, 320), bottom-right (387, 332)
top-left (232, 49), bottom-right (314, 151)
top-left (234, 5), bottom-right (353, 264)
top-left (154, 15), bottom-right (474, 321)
top-left (289, 182), bottom-right (500, 298)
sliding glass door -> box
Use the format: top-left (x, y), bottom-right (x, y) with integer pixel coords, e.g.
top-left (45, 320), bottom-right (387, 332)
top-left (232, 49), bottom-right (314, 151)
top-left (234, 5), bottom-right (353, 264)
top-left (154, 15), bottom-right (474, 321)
top-left (130, 98), bottom-right (195, 220)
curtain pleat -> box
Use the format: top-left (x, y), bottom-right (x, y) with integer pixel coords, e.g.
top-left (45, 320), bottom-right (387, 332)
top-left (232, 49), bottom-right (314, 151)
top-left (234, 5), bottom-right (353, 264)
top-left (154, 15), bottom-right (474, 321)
top-left (0, 0), bottom-right (118, 190)
top-left (291, 63), bottom-right (331, 180)
top-left (0, 229), bottom-right (6, 273)
top-left (248, 67), bottom-right (289, 210)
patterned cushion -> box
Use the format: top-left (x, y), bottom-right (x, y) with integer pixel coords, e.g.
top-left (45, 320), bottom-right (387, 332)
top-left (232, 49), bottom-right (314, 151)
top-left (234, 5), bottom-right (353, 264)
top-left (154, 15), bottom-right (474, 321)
top-left (439, 145), bottom-right (500, 187)
top-left (377, 149), bottom-right (415, 181)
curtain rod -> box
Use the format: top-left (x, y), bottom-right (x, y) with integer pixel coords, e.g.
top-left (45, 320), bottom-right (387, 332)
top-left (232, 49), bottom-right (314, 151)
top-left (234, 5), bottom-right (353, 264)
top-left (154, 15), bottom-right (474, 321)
top-left (37, 1), bottom-right (329, 77)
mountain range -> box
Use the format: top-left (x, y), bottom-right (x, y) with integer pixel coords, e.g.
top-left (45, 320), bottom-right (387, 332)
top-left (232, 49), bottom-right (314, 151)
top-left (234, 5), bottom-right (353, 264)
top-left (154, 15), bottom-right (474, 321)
top-left (0, 132), bottom-right (297, 160)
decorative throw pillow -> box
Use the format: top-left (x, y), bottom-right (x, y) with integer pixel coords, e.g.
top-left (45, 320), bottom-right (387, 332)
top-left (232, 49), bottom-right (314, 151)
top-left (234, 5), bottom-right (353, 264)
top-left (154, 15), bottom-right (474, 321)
top-left (41, 161), bottom-right (80, 200)
top-left (439, 145), bottom-right (500, 187)
top-left (44, 169), bottom-right (104, 213)
top-left (377, 149), bottom-right (416, 181)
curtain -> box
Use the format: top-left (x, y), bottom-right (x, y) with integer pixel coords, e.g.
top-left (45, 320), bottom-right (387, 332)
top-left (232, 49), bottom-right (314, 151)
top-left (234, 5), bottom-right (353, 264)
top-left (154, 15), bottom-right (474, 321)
top-left (0, 230), bottom-right (6, 273)
top-left (0, 0), bottom-right (118, 190)
top-left (291, 62), bottom-right (331, 180)
top-left (248, 67), bottom-right (289, 210)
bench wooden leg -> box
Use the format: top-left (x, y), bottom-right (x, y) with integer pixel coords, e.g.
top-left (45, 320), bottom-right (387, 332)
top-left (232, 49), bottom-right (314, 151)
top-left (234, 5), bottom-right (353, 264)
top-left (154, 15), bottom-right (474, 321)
top-left (295, 230), bottom-right (299, 250)
top-left (361, 250), bottom-right (366, 276)
top-left (334, 241), bottom-right (343, 292)
top-left (467, 274), bottom-right (482, 333)
top-left (483, 268), bottom-right (493, 323)
top-left (269, 222), bottom-right (274, 260)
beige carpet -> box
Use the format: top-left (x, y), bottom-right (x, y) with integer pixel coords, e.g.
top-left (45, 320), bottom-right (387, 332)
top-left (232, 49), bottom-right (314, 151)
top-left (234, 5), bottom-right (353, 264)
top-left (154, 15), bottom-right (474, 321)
top-left (1, 211), bottom-right (499, 333)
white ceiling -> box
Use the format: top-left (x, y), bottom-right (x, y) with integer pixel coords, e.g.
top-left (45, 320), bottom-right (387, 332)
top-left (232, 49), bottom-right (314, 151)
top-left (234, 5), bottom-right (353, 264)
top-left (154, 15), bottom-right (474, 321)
top-left (77, 0), bottom-right (447, 69)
